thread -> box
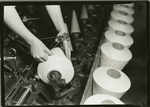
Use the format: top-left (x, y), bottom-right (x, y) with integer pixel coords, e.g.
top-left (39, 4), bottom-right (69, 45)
top-left (121, 3), bottom-right (134, 8)
top-left (92, 67), bottom-right (131, 99)
top-left (108, 19), bottom-right (134, 35)
top-left (71, 10), bottom-right (81, 33)
top-left (84, 94), bottom-right (124, 105)
top-left (104, 30), bottom-right (134, 48)
top-left (110, 10), bottom-right (134, 24)
top-left (80, 5), bottom-right (89, 19)
top-left (113, 4), bottom-right (135, 15)
top-left (100, 42), bottom-right (132, 70)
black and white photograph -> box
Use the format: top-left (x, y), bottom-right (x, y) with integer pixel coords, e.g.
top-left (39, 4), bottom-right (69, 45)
top-left (0, 1), bottom-right (148, 106)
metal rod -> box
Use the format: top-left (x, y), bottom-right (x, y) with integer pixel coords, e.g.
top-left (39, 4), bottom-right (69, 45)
top-left (5, 76), bottom-right (23, 101)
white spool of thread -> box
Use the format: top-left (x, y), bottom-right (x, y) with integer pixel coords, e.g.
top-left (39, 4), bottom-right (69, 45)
top-left (110, 10), bottom-right (134, 24)
top-left (84, 94), bottom-right (124, 105)
top-left (71, 10), bottom-right (81, 33)
top-left (80, 5), bottom-right (89, 20)
top-left (113, 4), bottom-right (135, 15)
top-left (108, 19), bottom-right (134, 35)
top-left (37, 47), bottom-right (74, 85)
top-left (122, 3), bottom-right (134, 8)
top-left (92, 67), bottom-right (131, 99)
top-left (100, 42), bottom-right (132, 70)
top-left (104, 30), bottom-right (134, 48)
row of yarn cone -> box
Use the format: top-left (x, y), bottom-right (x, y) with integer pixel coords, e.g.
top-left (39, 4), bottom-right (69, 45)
top-left (84, 3), bottom-right (135, 105)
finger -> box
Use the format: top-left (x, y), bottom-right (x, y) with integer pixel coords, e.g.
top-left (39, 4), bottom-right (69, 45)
top-left (33, 55), bottom-right (40, 62)
top-left (45, 47), bottom-right (53, 55)
top-left (41, 55), bottom-right (48, 62)
top-left (39, 58), bottom-right (45, 63)
top-left (35, 57), bottom-right (44, 63)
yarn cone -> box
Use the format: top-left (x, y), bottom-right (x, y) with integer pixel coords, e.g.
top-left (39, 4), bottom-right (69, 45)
top-left (84, 94), bottom-right (124, 105)
top-left (64, 23), bottom-right (73, 51)
top-left (80, 5), bottom-right (89, 19)
top-left (71, 10), bottom-right (81, 33)
top-left (121, 3), bottom-right (134, 8)
top-left (37, 47), bottom-right (74, 85)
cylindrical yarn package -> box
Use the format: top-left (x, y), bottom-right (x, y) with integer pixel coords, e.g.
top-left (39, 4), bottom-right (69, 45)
top-left (121, 3), bottom-right (134, 8)
top-left (110, 10), bottom-right (134, 24)
top-left (104, 30), bottom-right (134, 48)
top-left (92, 67), bottom-right (131, 99)
top-left (100, 42), bottom-right (132, 70)
top-left (37, 47), bottom-right (74, 85)
top-left (108, 19), bottom-right (134, 35)
top-left (84, 94), bottom-right (124, 105)
top-left (113, 4), bottom-right (135, 15)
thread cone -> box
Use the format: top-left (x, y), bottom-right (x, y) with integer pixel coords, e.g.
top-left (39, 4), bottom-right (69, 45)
top-left (37, 47), bottom-right (74, 85)
top-left (64, 23), bottom-right (73, 51)
top-left (80, 5), bottom-right (89, 19)
top-left (71, 10), bottom-right (81, 33)
top-left (64, 23), bottom-right (69, 33)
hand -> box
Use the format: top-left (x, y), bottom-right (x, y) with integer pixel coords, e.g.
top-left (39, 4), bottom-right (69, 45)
top-left (29, 39), bottom-right (52, 62)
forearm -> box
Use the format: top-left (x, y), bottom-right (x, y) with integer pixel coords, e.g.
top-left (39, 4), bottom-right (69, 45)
top-left (45, 5), bottom-right (71, 59)
top-left (45, 5), bottom-right (66, 34)
top-left (4, 6), bottom-right (39, 45)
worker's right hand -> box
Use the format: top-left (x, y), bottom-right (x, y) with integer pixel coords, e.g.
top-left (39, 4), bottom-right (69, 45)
top-left (29, 39), bottom-right (52, 63)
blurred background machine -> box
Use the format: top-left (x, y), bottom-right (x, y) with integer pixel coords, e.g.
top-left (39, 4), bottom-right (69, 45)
top-left (1, 1), bottom-right (148, 106)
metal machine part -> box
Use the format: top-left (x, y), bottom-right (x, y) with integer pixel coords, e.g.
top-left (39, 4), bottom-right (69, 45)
top-left (8, 48), bottom-right (20, 75)
top-left (11, 85), bottom-right (32, 106)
